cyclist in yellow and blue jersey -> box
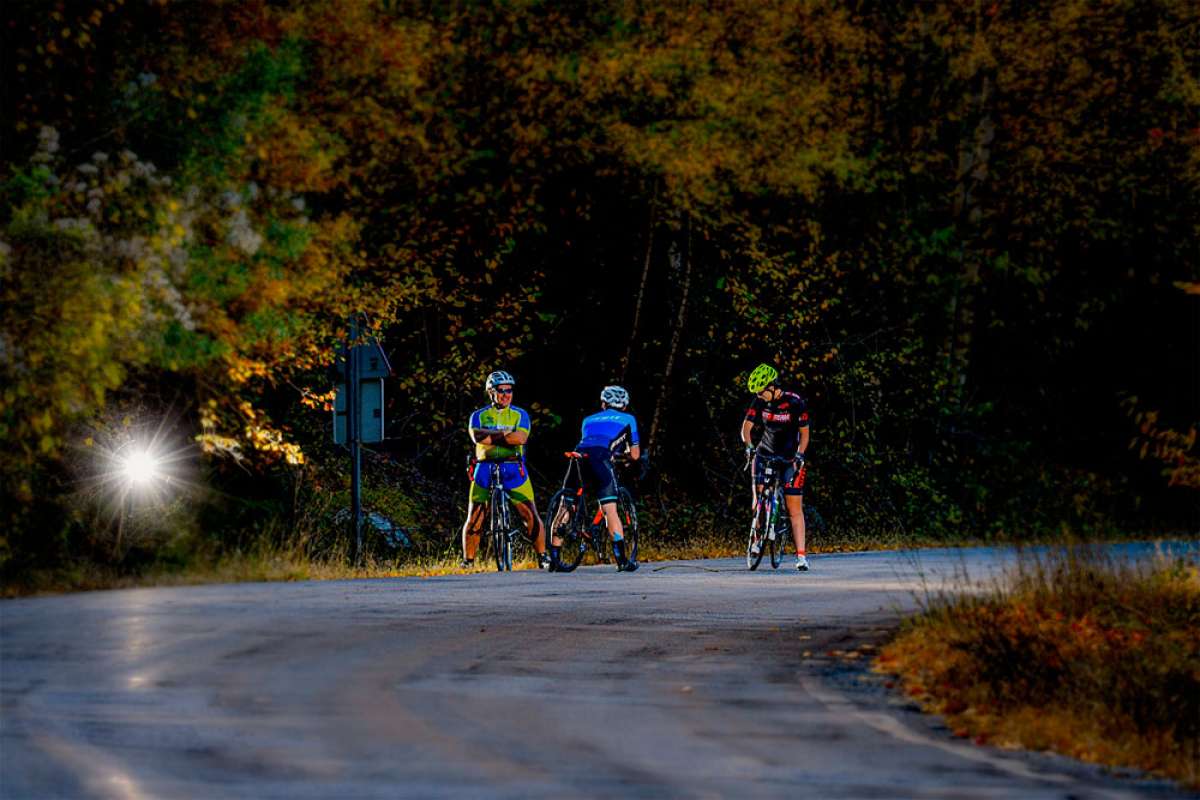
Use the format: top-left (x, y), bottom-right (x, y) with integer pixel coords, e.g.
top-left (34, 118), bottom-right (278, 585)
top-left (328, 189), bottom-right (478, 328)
top-left (460, 370), bottom-right (550, 569)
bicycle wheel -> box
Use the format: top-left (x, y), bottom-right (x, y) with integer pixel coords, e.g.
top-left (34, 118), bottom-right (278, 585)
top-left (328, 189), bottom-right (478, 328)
top-left (490, 489), bottom-right (512, 571)
top-left (746, 495), bottom-right (767, 570)
top-left (545, 489), bottom-right (585, 572)
top-left (591, 507), bottom-right (610, 564)
top-left (616, 487), bottom-right (639, 562)
top-left (769, 490), bottom-right (788, 569)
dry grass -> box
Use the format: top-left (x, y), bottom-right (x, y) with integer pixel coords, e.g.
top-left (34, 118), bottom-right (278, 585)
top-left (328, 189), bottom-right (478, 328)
top-left (875, 545), bottom-right (1200, 789)
top-left (1, 528), bottom-right (903, 596)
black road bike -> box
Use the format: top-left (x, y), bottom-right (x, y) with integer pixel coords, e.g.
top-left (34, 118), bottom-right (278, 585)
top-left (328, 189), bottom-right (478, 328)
top-left (480, 459), bottom-right (531, 572)
top-left (544, 451), bottom-right (638, 573)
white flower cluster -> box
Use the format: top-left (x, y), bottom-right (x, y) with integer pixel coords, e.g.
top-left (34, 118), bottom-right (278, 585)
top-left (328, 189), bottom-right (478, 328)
top-left (226, 209), bottom-right (263, 256)
top-left (13, 128), bottom-right (314, 345)
top-left (23, 132), bottom-right (196, 331)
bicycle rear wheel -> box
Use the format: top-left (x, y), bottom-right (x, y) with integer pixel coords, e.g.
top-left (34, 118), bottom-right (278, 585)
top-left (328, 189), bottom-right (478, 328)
top-left (545, 489), bottom-right (585, 572)
top-left (616, 487), bottom-right (639, 562)
top-left (490, 490), bottom-right (512, 572)
top-left (746, 495), bottom-right (767, 570)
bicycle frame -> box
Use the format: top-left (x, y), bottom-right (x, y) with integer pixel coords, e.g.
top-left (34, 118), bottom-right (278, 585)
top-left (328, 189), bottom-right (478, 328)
top-left (557, 455), bottom-right (607, 558)
top-left (483, 460), bottom-right (526, 571)
top-left (747, 454), bottom-right (792, 569)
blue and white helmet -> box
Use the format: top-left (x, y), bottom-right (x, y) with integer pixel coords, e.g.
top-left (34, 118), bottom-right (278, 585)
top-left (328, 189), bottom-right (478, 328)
top-left (600, 385), bottom-right (629, 410)
top-left (485, 370), bottom-right (515, 393)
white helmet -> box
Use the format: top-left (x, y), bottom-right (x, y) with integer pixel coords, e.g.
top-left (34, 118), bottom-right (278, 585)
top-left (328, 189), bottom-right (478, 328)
top-left (485, 370), bottom-right (515, 392)
top-left (600, 385), bottom-right (629, 409)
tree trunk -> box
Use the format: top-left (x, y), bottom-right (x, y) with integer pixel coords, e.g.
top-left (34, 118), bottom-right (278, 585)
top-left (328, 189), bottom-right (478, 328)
top-left (647, 222), bottom-right (692, 454)
top-left (619, 195), bottom-right (657, 383)
top-left (944, 75), bottom-right (994, 407)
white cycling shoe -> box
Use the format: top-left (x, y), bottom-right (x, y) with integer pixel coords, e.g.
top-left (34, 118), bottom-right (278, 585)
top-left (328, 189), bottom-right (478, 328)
top-left (795, 555), bottom-right (810, 571)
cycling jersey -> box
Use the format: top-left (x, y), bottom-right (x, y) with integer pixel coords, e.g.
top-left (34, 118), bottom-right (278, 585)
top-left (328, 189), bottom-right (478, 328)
top-left (744, 389), bottom-right (809, 458)
top-left (469, 405), bottom-right (530, 462)
top-left (577, 409), bottom-right (640, 453)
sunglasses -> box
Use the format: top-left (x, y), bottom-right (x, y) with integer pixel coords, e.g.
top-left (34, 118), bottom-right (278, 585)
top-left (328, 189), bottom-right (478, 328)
top-left (494, 387), bottom-right (514, 395)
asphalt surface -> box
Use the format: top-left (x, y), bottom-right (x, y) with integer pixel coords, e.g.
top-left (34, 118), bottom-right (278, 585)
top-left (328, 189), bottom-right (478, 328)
top-left (1, 545), bottom-right (1195, 799)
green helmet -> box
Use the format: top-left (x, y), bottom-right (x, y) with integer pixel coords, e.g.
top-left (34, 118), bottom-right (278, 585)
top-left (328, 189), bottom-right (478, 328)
top-left (747, 363), bottom-right (778, 393)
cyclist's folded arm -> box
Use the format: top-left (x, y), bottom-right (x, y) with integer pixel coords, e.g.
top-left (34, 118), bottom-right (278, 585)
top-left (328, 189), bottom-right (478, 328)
top-left (471, 426), bottom-right (517, 444)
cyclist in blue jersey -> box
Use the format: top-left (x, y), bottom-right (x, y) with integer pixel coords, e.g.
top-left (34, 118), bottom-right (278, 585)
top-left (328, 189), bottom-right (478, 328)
top-left (550, 385), bottom-right (642, 572)
top-left (460, 370), bottom-right (550, 569)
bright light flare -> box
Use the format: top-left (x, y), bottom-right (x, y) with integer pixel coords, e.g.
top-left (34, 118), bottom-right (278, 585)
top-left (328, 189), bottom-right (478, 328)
top-left (120, 449), bottom-right (163, 486)
top-left (77, 418), bottom-right (198, 512)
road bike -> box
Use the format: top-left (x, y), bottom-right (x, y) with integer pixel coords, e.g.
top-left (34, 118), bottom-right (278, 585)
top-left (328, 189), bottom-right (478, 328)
top-left (479, 459), bottom-right (531, 572)
top-left (745, 453), bottom-right (795, 570)
top-left (544, 451), bottom-right (638, 573)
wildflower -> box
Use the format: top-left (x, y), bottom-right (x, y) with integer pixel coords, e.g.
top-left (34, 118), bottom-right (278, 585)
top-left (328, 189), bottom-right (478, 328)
top-left (227, 210), bottom-right (263, 255)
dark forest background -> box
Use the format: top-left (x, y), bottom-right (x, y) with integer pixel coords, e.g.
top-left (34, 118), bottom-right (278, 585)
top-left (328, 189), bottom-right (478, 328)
top-left (2, 0), bottom-right (1197, 581)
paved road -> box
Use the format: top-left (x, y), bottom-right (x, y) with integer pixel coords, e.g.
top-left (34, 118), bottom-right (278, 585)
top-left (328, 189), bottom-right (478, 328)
top-left (1, 546), bottom-right (1193, 799)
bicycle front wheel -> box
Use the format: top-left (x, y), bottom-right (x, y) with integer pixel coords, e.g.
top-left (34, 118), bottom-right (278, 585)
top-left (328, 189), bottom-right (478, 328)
top-left (616, 487), bottom-right (639, 562)
top-left (545, 489), bottom-right (585, 572)
top-left (490, 490), bottom-right (512, 571)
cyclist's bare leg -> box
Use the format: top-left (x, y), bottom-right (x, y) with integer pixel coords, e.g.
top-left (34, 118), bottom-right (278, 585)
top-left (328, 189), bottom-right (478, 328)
top-left (600, 501), bottom-right (624, 541)
top-left (514, 501), bottom-right (546, 554)
top-left (461, 501), bottom-right (487, 561)
top-left (785, 493), bottom-right (806, 555)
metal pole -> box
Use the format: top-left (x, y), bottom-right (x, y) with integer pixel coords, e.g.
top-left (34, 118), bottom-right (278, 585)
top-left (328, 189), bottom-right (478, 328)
top-left (348, 316), bottom-right (363, 564)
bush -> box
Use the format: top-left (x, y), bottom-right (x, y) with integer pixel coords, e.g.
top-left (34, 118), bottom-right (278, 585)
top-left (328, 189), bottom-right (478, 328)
top-left (878, 545), bottom-right (1200, 788)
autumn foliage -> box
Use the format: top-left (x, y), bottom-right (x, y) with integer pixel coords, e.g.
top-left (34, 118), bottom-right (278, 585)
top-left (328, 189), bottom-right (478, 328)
top-left (1, 1), bottom-right (1197, 575)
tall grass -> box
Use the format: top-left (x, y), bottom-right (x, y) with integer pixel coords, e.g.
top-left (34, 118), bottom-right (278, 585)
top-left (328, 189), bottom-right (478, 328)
top-left (876, 545), bottom-right (1200, 788)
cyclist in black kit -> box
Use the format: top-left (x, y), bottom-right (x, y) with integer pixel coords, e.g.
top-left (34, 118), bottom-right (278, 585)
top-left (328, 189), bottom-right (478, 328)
top-left (740, 363), bottom-right (811, 571)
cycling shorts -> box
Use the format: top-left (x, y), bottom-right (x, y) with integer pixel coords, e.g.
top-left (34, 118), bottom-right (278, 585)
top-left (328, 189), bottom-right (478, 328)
top-left (576, 447), bottom-right (620, 504)
top-left (753, 454), bottom-right (806, 497)
top-left (470, 460), bottom-right (534, 505)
